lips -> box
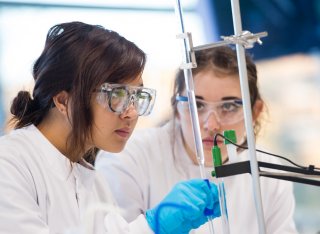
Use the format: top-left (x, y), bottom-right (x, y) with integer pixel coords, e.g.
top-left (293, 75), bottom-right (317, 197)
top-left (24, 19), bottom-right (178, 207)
top-left (202, 136), bottom-right (223, 147)
top-left (202, 137), bottom-right (213, 143)
top-left (115, 128), bottom-right (131, 138)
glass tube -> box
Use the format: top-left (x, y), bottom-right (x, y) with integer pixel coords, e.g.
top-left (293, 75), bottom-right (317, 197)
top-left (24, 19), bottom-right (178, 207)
top-left (174, 1), bottom-right (215, 233)
top-left (212, 145), bottom-right (230, 234)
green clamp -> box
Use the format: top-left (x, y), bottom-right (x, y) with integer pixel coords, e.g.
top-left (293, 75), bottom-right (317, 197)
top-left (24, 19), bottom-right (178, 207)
top-left (223, 130), bottom-right (237, 145)
top-left (211, 145), bottom-right (222, 178)
top-left (212, 145), bottom-right (222, 166)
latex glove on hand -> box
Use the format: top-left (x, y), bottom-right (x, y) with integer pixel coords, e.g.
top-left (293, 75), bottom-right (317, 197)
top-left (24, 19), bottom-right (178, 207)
top-left (146, 179), bottom-right (220, 234)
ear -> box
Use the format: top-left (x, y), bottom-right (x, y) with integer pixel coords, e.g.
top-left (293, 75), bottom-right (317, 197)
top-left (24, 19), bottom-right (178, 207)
top-left (252, 99), bottom-right (264, 121)
top-left (52, 91), bottom-right (69, 115)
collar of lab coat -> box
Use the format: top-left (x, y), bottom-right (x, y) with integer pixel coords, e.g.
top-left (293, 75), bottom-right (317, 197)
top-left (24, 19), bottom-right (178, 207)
top-left (26, 124), bottom-right (96, 188)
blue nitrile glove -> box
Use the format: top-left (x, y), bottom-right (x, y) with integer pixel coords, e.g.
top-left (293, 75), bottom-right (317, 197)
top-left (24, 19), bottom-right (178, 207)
top-left (145, 179), bottom-right (220, 234)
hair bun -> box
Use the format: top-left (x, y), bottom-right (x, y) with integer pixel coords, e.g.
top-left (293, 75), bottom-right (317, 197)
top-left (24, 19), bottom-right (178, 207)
top-left (10, 91), bottom-right (34, 119)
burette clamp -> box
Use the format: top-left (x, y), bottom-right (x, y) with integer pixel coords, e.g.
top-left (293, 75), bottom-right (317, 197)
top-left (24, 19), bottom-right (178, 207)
top-left (221, 31), bottom-right (268, 49)
top-left (176, 32), bottom-right (197, 69)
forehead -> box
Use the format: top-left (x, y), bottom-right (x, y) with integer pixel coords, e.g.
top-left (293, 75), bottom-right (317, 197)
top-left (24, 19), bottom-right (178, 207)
top-left (193, 69), bottom-right (241, 100)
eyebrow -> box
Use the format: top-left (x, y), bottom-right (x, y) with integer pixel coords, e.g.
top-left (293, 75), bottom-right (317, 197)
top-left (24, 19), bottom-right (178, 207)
top-left (195, 95), bottom-right (241, 101)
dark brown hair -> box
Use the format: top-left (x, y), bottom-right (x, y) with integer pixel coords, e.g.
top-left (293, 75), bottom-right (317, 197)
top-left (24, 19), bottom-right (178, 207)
top-left (9, 21), bottom-right (146, 162)
top-left (171, 45), bottom-right (264, 142)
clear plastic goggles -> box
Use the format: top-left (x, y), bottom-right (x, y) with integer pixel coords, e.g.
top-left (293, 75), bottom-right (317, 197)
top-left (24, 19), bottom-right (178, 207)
top-left (96, 83), bottom-right (156, 116)
top-left (176, 95), bottom-right (243, 125)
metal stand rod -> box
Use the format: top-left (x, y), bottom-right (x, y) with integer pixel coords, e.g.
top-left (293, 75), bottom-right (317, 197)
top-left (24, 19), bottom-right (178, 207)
top-left (230, 0), bottom-right (266, 233)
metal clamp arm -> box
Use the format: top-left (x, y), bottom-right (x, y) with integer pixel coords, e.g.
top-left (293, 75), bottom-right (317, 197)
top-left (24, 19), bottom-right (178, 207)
top-left (213, 160), bottom-right (320, 187)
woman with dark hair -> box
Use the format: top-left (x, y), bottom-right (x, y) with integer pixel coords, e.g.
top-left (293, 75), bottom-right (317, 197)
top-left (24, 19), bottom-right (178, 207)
top-left (96, 46), bottom-right (298, 233)
top-left (0, 21), bottom-right (220, 234)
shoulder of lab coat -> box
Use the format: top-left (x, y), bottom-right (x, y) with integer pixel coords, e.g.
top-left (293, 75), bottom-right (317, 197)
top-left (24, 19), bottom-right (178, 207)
top-left (0, 125), bottom-right (154, 234)
top-left (240, 149), bottom-right (298, 233)
top-left (0, 126), bottom-right (50, 234)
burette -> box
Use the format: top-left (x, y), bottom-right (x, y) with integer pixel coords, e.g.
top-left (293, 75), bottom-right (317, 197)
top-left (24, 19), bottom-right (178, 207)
top-left (173, 0), bottom-right (206, 179)
top-left (173, 1), bottom-right (215, 233)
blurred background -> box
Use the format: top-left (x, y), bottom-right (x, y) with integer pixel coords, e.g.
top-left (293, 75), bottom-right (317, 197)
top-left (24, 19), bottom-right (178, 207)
top-left (0, 0), bottom-right (319, 232)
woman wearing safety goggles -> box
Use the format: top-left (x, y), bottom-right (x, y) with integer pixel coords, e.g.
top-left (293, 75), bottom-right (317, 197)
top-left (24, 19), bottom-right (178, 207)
top-left (0, 21), bottom-right (221, 234)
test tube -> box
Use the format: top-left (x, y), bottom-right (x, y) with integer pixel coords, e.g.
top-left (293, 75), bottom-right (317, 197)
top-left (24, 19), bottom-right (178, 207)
top-left (212, 146), bottom-right (231, 234)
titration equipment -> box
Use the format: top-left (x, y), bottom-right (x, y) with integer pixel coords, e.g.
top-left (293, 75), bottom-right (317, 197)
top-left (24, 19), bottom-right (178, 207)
top-left (173, 0), bottom-right (268, 233)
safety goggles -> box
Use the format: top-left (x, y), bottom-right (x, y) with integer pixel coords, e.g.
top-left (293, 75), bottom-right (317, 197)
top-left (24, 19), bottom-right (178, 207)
top-left (96, 83), bottom-right (156, 116)
top-left (176, 95), bottom-right (243, 125)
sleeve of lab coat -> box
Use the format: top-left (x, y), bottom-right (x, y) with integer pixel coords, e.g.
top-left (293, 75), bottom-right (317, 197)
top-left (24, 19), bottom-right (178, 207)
top-left (95, 125), bottom-right (175, 224)
top-left (0, 156), bottom-right (50, 234)
top-left (104, 213), bottom-right (153, 234)
top-left (95, 150), bottom-right (148, 223)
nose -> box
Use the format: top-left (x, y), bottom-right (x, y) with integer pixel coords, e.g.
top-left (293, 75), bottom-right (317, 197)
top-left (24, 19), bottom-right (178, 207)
top-left (202, 111), bottom-right (221, 132)
top-left (119, 97), bottom-right (139, 119)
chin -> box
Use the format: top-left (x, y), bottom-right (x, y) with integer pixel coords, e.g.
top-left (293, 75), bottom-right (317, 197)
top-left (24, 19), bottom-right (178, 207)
top-left (105, 148), bottom-right (122, 154)
top-left (100, 143), bottom-right (125, 153)
top-left (112, 148), bottom-right (124, 153)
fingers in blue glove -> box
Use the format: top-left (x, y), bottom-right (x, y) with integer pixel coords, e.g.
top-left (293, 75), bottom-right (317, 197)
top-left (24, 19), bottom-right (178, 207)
top-left (203, 179), bottom-right (221, 218)
top-left (146, 179), bottom-right (221, 234)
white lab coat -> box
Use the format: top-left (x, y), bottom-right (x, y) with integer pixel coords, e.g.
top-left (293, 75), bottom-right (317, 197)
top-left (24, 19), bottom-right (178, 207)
top-left (96, 121), bottom-right (298, 234)
top-left (0, 125), bottom-right (152, 234)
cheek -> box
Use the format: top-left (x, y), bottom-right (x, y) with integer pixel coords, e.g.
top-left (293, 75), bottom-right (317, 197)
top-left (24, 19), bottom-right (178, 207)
top-left (91, 116), bottom-right (113, 141)
top-left (93, 107), bottom-right (113, 129)
top-left (229, 121), bottom-right (246, 144)
top-left (91, 107), bottom-right (115, 140)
